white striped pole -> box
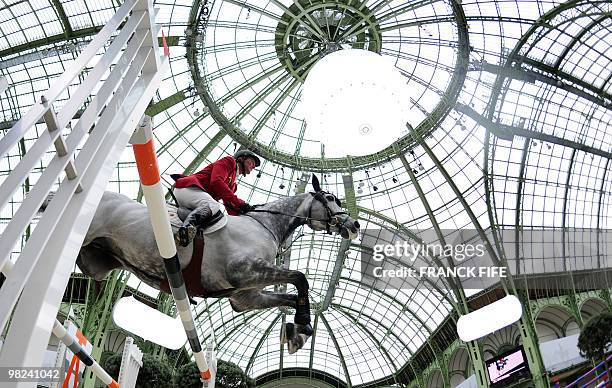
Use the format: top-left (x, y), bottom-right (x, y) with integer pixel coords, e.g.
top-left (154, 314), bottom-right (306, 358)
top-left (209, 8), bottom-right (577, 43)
top-left (1, 261), bottom-right (119, 387)
top-left (130, 115), bottom-right (211, 381)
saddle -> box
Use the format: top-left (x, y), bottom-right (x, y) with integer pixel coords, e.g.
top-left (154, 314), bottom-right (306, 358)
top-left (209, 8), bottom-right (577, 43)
top-left (167, 202), bottom-right (227, 235)
top-left (160, 203), bottom-right (228, 297)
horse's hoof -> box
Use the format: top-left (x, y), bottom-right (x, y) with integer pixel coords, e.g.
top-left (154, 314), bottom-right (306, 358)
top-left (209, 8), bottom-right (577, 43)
top-left (280, 323), bottom-right (295, 345)
top-left (287, 333), bottom-right (308, 354)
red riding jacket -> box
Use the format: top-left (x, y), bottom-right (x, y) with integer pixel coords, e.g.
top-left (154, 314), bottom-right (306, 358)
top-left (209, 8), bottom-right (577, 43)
top-left (173, 156), bottom-right (245, 216)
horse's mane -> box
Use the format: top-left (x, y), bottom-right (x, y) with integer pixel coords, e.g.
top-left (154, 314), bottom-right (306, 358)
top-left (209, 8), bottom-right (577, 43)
top-left (252, 192), bottom-right (311, 210)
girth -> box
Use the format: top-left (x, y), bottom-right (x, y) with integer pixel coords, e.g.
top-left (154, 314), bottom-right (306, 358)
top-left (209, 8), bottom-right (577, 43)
top-left (160, 231), bottom-right (206, 296)
top-left (159, 210), bottom-right (236, 298)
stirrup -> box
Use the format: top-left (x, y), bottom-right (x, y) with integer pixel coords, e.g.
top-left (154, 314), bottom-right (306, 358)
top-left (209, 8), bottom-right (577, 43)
top-left (176, 225), bottom-right (197, 247)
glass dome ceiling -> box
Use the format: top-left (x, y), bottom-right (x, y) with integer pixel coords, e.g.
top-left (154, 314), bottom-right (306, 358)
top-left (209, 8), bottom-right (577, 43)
top-left (0, 0), bottom-right (610, 386)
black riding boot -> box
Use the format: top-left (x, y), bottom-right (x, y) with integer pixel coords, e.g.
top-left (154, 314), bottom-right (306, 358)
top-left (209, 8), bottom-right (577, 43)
top-left (176, 204), bottom-right (212, 247)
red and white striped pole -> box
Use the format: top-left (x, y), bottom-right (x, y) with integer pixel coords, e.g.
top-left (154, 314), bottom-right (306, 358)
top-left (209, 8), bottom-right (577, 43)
top-left (51, 321), bottom-right (119, 388)
top-left (130, 115), bottom-right (211, 382)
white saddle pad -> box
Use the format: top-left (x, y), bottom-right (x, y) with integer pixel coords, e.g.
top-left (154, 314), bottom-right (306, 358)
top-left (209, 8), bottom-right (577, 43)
top-left (168, 205), bottom-right (228, 235)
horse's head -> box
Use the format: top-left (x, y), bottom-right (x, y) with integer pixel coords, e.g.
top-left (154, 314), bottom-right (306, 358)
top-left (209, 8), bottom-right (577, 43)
top-left (306, 175), bottom-right (360, 239)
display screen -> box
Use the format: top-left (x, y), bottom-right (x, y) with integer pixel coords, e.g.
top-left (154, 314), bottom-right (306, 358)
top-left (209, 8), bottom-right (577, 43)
top-left (486, 346), bottom-right (531, 386)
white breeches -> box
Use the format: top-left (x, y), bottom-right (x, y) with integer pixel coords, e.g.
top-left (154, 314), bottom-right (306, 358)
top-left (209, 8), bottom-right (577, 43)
top-left (174, 187), bottom-right (221, 213)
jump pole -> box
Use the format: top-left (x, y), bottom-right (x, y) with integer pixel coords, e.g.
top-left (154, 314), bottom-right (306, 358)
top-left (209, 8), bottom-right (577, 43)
top-left (130, 115), bottom-right (211, 382)
top-left (1, 261), bottom-right (119, 388)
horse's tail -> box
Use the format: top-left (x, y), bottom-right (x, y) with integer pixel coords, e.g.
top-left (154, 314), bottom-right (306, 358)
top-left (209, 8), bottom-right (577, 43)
top-left (38, 191), bottom-right (55, 213)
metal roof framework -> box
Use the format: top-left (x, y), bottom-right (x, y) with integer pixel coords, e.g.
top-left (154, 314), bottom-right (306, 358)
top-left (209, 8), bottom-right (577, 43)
top-left (0, 0), bottom-right (610, 386)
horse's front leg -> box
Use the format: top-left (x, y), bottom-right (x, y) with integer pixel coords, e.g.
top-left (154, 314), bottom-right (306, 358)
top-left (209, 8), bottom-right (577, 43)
top-left (229, 290), bottom-right (297, 312)
top-left (227, 258), bottom-right (311, 324)
top-left (226, 258), bottom-right (313, 353)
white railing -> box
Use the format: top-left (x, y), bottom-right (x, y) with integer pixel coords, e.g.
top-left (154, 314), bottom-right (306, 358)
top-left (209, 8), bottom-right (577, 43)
top-left (118, 337), bottom-right (144, 387)
top-left (0, 0), bottom-right (168, 378)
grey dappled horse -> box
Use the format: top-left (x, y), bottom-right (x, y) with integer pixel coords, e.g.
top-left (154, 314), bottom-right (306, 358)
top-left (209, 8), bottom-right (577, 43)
top-left (68, 175), bottom-right (359, 354)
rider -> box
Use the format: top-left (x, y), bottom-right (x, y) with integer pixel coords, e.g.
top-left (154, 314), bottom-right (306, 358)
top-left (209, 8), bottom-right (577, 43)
top-left (171, 149), bottom-right (261, 246)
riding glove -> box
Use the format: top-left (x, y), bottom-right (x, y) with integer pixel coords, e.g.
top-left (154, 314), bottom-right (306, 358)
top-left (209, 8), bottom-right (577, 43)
top-left (239, 203), bottom-right (253, 214)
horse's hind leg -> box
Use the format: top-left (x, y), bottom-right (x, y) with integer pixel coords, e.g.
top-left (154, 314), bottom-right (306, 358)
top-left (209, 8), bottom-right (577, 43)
top-left (229, 290), bottom-right (297, 312)
top-left (77, 239), bottom-right (122, 281)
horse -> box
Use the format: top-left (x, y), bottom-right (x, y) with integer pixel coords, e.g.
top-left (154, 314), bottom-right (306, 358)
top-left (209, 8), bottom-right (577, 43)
top-left (58, 175), bottom-right (359, 354)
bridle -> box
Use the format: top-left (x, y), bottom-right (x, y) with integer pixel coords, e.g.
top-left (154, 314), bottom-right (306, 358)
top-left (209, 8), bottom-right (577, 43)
top-left (308, 191), bottom-right (349, 234)
top-left (247, 191), bottom-right (350, 239)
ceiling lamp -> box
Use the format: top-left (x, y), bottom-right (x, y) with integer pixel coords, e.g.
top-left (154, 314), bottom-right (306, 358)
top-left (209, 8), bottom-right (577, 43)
top-left (113, 296), bottom-right (186, 349)
top-left (456, 295), bottom-right (523, 342)
top-left (301, 49), bottom-right (412, 158)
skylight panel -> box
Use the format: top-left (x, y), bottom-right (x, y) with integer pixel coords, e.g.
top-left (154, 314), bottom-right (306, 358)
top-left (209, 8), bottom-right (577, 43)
top-left (125, 276), bottom-right (160, 297)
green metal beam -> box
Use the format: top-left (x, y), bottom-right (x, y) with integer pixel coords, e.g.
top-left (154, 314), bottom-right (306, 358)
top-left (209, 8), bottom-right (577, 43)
top-left (418, 140), bottom-right (508, 283)
top-left (308, 314), bottom-right (320, 377)
top-left (456, 103), bottom-right (612, 159)
top-left (269, 0), bottom-right (326, 40)
top-left (158, 35), bottom-right (181, 47)
top-left (230, 71), bottom-right (294, 127)
top-left (561, 149), bottom-right (577, 273)
top-left (479, 59), bottom-right (610, 110)
top-left (333, 302), bottom-right (412, 352)
top-left (513, 138), bottom-right (531, 277)
top-left (208, 310), bottom-right (265, 346)
top-left (341, 174), bottom-right (358, 218)
top-left (379, 16), bottom-right (456, 33)
top-left (560, 149), bottom-right (583, 327)
top-left (183, 129), bottom-right (227, 174)
top-left (518, 56), bottom-right (612, 106)
top-left (596, 159), bottom-right (610, 268)
top-left (145, 90), bottom-right (187, 117)
top-left (319, 313), bottom-right (352, 388)
top-left (396, 150), bottom-right (465, 306)
top-left (285, 0), bottom-right (327, 39)
top-left (269, 87), bottom-right (301, 149)
top-left (49, 0), bottom-right (73, 38)
top-left (320, 174), bottom-right (358, 312)
top-left (216, 62), bottom-right (285, 106)
top-left (320, 239), bottom-right (350, 313)
top-left (478, 61), bottom-right (537, 83)
top-left (0, 27), bottom-right (102, 59)
top-left (347, 1), bottom-right (439, 39)
top-left (245, 314), bottom-right (282, 375)
top-left (386, 0), bottom-right (441, 19)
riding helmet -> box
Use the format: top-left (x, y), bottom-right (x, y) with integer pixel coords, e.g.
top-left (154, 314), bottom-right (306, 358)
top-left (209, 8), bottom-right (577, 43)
top-left (234, 149), bottom-right (261, 167)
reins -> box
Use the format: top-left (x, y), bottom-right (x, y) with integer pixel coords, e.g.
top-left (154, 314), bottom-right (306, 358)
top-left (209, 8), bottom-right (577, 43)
top-left (247, 208), bottom-right (319, 222)
top-left (246, 204), bottom-right (348, 229)
top-left (244, 191), bottom-right (349, 244)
